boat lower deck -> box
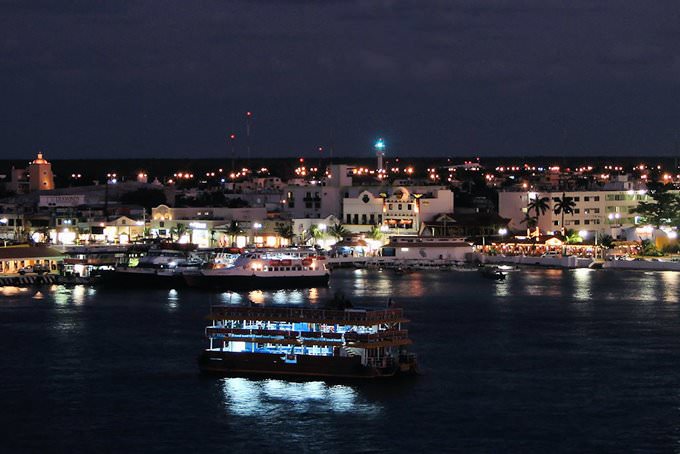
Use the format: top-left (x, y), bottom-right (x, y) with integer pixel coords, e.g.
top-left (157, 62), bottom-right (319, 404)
top-left (198, 350), bottom-right (412, 379)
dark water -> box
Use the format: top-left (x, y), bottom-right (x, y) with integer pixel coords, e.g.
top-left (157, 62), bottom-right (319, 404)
top-left (2, 268), bottom-right (680, 453)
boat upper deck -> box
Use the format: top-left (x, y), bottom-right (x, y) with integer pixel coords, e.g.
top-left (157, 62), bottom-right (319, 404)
top-left (208, 305), bottom-right (409, 325)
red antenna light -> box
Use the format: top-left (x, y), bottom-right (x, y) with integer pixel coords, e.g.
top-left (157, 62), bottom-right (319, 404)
top-left (229, 133), bottom-right (236, 140)
top-left (246, 111), bottom-right (252, 117)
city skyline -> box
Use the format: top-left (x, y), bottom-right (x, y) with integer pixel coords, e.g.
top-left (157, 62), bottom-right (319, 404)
top-left (2, 1), bottom-right (679, 159)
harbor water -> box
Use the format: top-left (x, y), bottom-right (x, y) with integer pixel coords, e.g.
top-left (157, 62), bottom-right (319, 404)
top-left (1, 268), bottom-right (680, 452)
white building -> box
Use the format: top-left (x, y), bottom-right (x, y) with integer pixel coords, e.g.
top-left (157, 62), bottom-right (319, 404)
top-left (342, 186), bottom-right (454, 235)
top-left (381, 236), bottom-right (473, 261)
top-left (498, 186), bottom-right (652, 236)
top-left (281, 164), bottom-right (352, 220)
top-left (0, 213), bottom-right (24, 241)
top-left (149, 205), bottom-right (268, 247)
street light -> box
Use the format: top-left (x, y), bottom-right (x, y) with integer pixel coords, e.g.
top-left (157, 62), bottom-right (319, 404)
top-left (252, 222), bottom-right (262, 247)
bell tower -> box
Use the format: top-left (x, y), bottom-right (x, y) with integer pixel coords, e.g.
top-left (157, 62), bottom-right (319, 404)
top-left (28, 152), bottom-right (55, 191)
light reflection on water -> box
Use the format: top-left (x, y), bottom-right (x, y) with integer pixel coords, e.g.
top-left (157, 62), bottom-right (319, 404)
top-left (351, 271), bottom-right (427, 299)
top-left (493, 279), bottom-right (510, 297)
top-left (248, 290), bottom-right (265, 304)
top-left (32, 290), bottom-right (45, 300)
top-left (661, 272), bottom-right (679, 303)
top-left (307, 287), bottom-right (319, 304)
top-left (573, 268), bottom-right (594, 302)
top-left (72, 285), bottom-right (87, 305)
top-left (636, 273), bottom-right (662, 303)
top-left (523, 269), bottom-right (564, 298)
top-left (218, 292), bottom-right (243, 304)
top-left (0, 286), bottom-right (30, 297)
top-left (220, 378), bottom-right (382, 417)
top-left (167, 289), bottom-right (179, 311)
top-left (216, 290), bottom-right (314, 306)
top-left (52, 285), bottom-right (95, 306)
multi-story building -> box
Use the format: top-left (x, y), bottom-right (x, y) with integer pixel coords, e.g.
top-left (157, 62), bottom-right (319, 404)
top-left (281, 164), bottom-right (352, 220)
top-left (498, 176), bottom-right (652, 236)
top-left (343, 186), bottom-right (454, 235)
top-left (150, 205), bottom-right (268, 247)
top-left (0, 213), bottom-right (25, 241)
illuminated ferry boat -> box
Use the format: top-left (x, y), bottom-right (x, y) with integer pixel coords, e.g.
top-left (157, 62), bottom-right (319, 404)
top-left (183, 249), bottom-right (330, 290)
top-left (198, 303), bottom-right (418, 379)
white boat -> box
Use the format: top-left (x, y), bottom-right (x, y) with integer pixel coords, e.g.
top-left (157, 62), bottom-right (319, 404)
top-left (184, 248), bottom-right (330, 290)
top-left (112, 248), bottom-right (203, 286)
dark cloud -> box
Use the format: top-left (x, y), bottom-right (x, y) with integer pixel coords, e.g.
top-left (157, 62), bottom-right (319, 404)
top-left (1, 0), bottom-right (679, 158)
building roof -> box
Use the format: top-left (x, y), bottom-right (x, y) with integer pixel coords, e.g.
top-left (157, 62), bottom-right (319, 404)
top-left (0, 246), bottom-right (65, 260)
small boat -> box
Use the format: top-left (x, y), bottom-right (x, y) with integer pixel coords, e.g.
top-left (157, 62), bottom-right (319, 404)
top-left (479, 266), bottom-right (506, 280)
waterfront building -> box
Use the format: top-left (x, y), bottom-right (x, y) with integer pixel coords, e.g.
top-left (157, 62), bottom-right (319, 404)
top-left (0, 212), bottom-right (25, 242)
top-left (381, 236), bottom-right (473, 262)
top-left (342, 186), bottom-right (454, 235)
top-left (420, 212), bottom-right (510, 240)
top-left (498, 175), bottom-right (653, 237)
top-left (149, 205), bottom-right (284, 248)
top-left (0, 246), bottom-right (64, 274)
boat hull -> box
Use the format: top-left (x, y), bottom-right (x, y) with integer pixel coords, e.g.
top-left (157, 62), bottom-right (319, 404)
top-left (103, 268), bottom-right (187, 288)
top-left (198, 350), bottom-right (412, 379)
top-left (184, 273), bottom-right (330, 290)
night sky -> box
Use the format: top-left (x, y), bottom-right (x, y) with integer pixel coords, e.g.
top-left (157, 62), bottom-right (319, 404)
top-left (2, 0), bottom-right (679, 159)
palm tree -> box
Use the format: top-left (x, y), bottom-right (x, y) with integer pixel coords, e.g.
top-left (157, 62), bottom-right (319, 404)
top-left (553, 193), bottom-right (576, 234)
top-left (367, 224), bottom-right (384, 242)
top-left (641, 239), bottom-right (662, 256)
top-left (307, 224), bottom-right (325, 246)
top-left (564, 229), bottom-right (583, 244)
top-left (527, 196), bottom-right (550, 232)
top-left (225, 220), bottom-right (243, 247)
top-left (328, 223), bottom-right (350, 241)
top-left (520, 213), bottom-right (538, 229)
top-left (170, 223), bottom-right (187, 242)
top-left (599, 234), bottom-right (614, 249)
top-left (275, 222), bottom-right (295, 245)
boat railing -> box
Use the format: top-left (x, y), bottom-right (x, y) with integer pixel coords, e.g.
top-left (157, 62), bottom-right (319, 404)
top-left (209, 306), bottom-right (408, 324)
top-left (206, 326), bottom-right (409, 344)
top-left (344, 329), bottom-right (410, 343)
top-left (365, 356), bottom-right (396, 369)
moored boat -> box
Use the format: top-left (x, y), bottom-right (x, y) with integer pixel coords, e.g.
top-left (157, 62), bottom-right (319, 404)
top-left (478, 265), bottom-right (506, 280)
top-left (184, 248), bottom-right (330, 290)
top-left (110, 248), bottom-right (203, 287)
top-left (198, 301), bottom-right (418, 379)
